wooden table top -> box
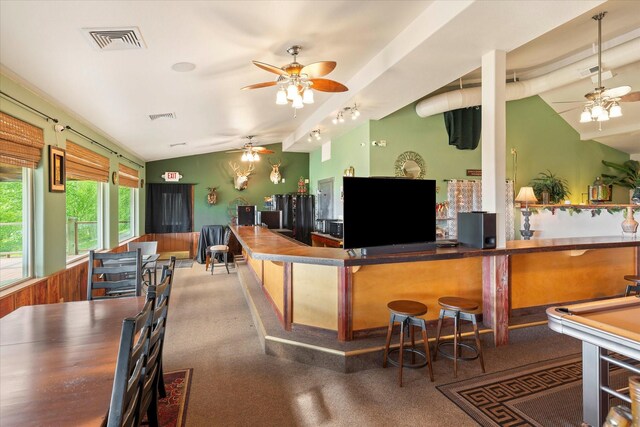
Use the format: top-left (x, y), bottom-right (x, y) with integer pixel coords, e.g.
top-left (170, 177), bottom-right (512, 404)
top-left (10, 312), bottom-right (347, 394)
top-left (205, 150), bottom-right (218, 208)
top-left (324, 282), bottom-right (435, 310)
top-left (232, 225), bottom-right (640, 267)
top-left (0, 297), bottom-right (146, 426)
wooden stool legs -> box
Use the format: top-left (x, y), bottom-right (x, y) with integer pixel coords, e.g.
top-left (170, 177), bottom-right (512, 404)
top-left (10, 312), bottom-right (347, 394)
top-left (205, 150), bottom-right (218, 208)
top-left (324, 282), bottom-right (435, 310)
top-left (433, 308), bottom-right (485, 378)
top-left (383, 313), bottom-right (434, 386)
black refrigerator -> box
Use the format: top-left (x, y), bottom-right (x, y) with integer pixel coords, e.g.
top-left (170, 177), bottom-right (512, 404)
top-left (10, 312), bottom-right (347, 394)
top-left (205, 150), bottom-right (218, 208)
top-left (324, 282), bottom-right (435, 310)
top-left (273, 194), bottom-right (315, 245)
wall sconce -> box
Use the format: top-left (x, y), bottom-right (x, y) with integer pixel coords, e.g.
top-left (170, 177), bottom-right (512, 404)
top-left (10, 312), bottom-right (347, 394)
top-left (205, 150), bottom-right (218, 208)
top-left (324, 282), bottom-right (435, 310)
top-left (307, 129), bottom-right (321, 142)
top-left (332, 104), bottom-right (360, 124)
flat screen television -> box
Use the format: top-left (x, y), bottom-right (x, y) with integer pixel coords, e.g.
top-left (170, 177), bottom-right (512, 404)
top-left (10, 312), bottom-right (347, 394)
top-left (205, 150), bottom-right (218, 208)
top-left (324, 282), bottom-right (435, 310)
top-left (257, 210), bottom-right (283, 229)
top-left (343, 177), bottom-right (436, 254)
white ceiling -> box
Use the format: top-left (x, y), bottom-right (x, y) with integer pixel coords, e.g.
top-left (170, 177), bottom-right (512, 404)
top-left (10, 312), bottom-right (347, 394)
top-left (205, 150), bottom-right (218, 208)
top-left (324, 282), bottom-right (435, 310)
top-left (1, 0), bottom-right (638, 161)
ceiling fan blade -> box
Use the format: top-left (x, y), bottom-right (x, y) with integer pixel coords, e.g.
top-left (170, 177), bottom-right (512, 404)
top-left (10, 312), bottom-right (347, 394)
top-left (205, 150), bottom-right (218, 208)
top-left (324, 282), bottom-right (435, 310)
top-left (556, 106), bottom-right (582, 115)
top-left (252, 61), bottom-right (287, 76)
top-left (309, 78), bottom-right (348, 92)
top-left (620, 91), bottom-right (640, 102)
top-left (255, 149), bottom-right (275, 154)
top-left (241, 81), bottom-right (277, 90)
top-left (225, 149), bottom-right (245, 153)
top-left (301, 61), bottom-right (336, 77)
top-left (601, 85), bottom-right (631, 98)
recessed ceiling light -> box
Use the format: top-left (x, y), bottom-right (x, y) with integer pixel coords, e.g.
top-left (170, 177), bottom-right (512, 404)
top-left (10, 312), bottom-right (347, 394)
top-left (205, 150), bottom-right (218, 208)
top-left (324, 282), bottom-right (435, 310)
top-left (171, 62), bottom-right (196, 72)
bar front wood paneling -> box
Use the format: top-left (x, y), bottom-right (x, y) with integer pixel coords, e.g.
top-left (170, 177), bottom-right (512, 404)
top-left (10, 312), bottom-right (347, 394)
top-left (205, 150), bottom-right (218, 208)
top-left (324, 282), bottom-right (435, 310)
top-left (231, 226), bottom-right (640, 345)
top-left (283, 262), bottom-right (292, 331)
top-left (291, 263), bottom-right (338, 332)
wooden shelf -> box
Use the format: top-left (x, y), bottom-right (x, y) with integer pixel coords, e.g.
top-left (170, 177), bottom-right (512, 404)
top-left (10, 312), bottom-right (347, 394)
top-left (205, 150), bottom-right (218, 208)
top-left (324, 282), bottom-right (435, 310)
top-left (528, 204), bottom-right (637, 209)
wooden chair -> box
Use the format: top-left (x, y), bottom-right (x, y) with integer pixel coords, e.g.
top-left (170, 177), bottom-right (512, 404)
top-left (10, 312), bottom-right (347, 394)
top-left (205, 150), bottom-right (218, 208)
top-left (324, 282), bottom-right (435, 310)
top-left (623, 275), bottom-right (640, 296)
top-left (106, 299), bottom-right (153, 427)
top-left (87, 250), bottom-right (142, 300)
top-left (128, 242), bottom-right (158, 285)
top-left (207, 227), bottom-right (231, 274)
top-left (138, 267), bottom-right (174, 426)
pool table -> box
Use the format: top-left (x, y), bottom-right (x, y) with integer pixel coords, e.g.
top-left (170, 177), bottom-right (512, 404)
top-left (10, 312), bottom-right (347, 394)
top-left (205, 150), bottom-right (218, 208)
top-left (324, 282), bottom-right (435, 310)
top-left (547, 296), bottom-right (640, 426)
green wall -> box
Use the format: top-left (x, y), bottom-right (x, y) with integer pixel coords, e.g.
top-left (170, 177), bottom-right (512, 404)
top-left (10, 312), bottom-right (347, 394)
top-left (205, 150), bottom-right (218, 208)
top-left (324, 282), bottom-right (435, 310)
top-left (146, 144), bottom-right (309, 230)
top-left (309, 122), bottom-right (370, 218)
top-left (310, 95), bottom-right (630, 216)
top-left (1, 73), bottom-right (146, 276)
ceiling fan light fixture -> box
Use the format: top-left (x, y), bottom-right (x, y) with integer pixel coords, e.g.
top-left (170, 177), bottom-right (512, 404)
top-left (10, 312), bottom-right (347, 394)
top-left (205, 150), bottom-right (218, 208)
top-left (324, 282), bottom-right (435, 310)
top-left (597, 110), bottom-right (609, 122)
top-left (609, 103), bottom-right (622, 118)
top-left (287, 83), bottom-right (298, 100)
top-left (241, 152), bottom-right (248, 162)
top-left (591, 104), bottom-right (603, 118)
top-left (302, 88), bottom-right (314, 104)
top-left (332, 116), bottom-right (338, 125)
top-left (580, 109), bottom-right (592, 123)
top-left (276, 88), bottom-right (288, 105)
top-left (253, 153), bottom-right (260, 161)
top-left (292, 94), bottom-right (304, 109)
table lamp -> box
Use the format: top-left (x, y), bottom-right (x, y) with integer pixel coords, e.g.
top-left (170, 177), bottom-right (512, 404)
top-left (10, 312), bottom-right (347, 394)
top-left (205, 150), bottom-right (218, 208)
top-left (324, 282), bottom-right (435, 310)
top-left (516, 186), bottom-right (538, 240)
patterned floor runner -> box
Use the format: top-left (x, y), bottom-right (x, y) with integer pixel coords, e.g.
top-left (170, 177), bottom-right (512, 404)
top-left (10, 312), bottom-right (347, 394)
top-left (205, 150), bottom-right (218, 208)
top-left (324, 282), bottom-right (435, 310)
top-left (158, 369), bottom-right (192, 427)
top-left (437, 355), bottom-right (633, 427)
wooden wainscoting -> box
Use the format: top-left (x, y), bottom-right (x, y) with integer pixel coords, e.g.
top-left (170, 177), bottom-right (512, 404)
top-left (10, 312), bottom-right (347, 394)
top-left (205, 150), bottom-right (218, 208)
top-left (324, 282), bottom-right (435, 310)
top-left (147, 232), bottom-right (199, 258)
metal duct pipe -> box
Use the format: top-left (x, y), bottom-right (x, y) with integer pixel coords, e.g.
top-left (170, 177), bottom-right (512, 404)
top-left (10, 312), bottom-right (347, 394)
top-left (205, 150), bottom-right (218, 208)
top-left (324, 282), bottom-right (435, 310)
top-left (415, 38), bottom-right (640, 118)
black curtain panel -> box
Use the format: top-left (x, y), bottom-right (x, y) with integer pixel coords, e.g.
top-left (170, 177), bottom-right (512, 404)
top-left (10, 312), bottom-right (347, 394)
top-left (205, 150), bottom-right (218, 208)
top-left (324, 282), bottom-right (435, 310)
top-left (443, 106), bottom-right (481, 150)
top-left (145, 183), bottom-right (193, 233)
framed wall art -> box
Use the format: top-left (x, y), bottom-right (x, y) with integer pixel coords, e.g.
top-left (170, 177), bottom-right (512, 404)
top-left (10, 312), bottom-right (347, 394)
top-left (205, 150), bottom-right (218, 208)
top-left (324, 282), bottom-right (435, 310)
top-left (49, 146), bottom-right (66, 192)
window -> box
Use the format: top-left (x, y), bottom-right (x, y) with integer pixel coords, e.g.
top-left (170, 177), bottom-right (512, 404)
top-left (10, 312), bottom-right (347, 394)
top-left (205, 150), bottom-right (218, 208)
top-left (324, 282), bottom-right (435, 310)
top-left (118, 163), bottom-right (139, 242)
top-left (118, 186), bottom-right (135, 241)
top-left (65, 141), bottom-right (109, 262)
top-left (0, 112), bottom-right (42, 287)
top-left (0, 166), bottom-right (33, 287)
top-left (66, 180), bottom-right (102, 259)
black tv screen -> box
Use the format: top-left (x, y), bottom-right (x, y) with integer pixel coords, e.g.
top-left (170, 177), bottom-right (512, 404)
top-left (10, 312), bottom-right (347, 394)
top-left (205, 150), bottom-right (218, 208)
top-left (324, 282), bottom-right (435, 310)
top-left (343, 177), bottom-right (436, 250)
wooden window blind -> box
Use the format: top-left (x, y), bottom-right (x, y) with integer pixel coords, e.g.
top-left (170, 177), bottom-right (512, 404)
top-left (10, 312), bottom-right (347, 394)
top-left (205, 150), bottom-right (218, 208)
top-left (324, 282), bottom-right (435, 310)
top-left (65, 140), bottom-right (109, 182)
top-left (0, 111), bottom-right (45, 169)
top-left (118, 163), bottom-right (139, 188)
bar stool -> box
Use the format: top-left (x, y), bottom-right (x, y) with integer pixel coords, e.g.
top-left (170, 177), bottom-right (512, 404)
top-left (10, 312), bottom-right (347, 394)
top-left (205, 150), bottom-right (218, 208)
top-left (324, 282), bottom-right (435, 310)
top-left (433, 296), bottom-right (485, 378)
top-left (382, 300), bottom-right (434, 387)
top-left (623, 275), bottom-right (640, 296)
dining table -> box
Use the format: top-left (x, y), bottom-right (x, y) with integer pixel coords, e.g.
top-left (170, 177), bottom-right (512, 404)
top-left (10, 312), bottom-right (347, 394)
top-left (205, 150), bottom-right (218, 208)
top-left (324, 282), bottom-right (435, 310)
top-left (0, 296), bottom-right (146, 426)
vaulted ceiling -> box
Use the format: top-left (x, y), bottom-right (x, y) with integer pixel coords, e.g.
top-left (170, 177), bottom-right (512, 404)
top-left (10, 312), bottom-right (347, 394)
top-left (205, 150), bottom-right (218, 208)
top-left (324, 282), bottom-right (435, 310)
top-left (1, 0), bottom-right (638, 161)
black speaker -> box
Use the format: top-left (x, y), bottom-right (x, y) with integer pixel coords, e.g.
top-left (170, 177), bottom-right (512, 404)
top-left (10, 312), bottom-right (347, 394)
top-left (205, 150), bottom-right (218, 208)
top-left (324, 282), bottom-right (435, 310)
top-left (457, 212), bottom-right (496, 249)
top-left (237, 205), bottom-right (256, 226)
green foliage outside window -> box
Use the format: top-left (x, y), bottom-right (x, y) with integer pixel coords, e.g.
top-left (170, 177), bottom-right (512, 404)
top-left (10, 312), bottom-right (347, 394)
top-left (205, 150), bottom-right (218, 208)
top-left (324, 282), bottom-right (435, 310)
top-left (66, 180), bottom-right (99, 255)
top-left (118, 186), bottom-right (132, 240)
top-left (0, 181), bottom-right (23, 253)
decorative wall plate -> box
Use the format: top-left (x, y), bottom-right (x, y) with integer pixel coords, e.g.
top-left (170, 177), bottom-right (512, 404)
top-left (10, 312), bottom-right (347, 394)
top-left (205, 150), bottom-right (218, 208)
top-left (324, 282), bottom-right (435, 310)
top-left (394, 151), bottom-right (425, 179)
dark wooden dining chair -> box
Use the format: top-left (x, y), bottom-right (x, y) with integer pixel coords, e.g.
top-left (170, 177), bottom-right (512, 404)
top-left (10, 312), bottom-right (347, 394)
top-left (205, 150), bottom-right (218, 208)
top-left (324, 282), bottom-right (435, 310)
top-left (207, 227), bottom-right (231, 274)
top-left (138, 266), bottom-right (174, 426)
top-left (87, 249), bottom-right (143, 300)
top-left (106, 299), bottom-right (153, 427)
top-left (128, 241), bottom-right (158, 285)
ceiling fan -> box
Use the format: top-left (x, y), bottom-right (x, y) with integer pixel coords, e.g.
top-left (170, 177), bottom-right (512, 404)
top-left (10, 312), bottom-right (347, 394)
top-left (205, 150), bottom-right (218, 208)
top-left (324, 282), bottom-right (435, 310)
top-left (226, 136), bottom-right (274, 162)
top-left (576, 12), bottom-right (637, 123)
top-left (241, 45), bottom-right (348, 110)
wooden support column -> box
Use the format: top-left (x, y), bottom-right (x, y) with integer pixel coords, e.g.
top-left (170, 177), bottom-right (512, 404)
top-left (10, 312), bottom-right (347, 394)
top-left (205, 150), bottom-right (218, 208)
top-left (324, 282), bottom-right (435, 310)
top-left (482, 255), bottom-right (510, 346)
top-left (283, 262), bottom-right (292, 331)
top-left (338, 267), bottom-right (353, 341)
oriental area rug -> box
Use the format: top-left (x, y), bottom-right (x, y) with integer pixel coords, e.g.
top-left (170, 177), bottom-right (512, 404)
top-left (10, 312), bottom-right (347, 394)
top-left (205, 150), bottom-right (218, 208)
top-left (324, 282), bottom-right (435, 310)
top-left (155, 368), bottom-right (193, 427)
top-left (437, 355), bottom-right (633, 427)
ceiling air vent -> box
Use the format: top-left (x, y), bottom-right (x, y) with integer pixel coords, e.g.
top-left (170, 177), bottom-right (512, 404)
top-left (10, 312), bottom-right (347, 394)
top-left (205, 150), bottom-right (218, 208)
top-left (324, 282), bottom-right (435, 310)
top-left (82, 27), bottom-right (146, 51)
top-left (148, 112), bottom-right (176, 121)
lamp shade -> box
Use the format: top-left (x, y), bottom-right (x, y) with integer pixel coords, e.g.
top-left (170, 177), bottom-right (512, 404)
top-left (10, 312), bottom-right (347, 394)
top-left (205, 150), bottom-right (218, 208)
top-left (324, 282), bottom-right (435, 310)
top-left (515, 186), bottom-right (538, 204)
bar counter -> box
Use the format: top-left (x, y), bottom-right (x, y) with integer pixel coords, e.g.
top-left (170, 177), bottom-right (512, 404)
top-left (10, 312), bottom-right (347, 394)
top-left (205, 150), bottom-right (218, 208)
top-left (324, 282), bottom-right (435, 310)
top-left (232, 226), bottom-right (639, 345)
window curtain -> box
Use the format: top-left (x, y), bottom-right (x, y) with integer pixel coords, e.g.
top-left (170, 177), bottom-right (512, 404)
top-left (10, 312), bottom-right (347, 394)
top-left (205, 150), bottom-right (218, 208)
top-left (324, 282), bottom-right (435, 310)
top-left (0, 111), bottom-right (44, 168)
top-left (145, 183), bottom-right (193, 233)
top-left (65, 141), bottom-right (109, 182)
top-left (118, 163), bottom-right (139, 188)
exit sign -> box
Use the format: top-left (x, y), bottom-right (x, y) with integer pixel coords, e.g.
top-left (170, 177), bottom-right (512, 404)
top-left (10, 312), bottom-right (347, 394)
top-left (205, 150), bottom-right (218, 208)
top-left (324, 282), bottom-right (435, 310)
top-left (161, 171), bottom-right (183, 182)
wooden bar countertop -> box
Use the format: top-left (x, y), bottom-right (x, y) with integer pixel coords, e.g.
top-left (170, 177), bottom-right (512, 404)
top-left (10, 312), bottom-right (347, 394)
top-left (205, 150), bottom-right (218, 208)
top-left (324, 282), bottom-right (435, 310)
top-left (232, 225), bottom-right (640, 267)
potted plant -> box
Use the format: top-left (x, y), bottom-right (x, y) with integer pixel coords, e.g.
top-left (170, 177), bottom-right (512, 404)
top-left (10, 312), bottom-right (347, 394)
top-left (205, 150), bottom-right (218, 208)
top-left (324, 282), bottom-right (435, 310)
top-left (529, 170), bottom-right (571, 204)
top-left (601, 160), bottom-right (640, 204)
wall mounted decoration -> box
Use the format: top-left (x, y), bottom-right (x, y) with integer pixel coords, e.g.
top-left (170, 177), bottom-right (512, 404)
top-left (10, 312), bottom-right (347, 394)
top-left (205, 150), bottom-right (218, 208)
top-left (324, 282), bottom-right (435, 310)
top-left (394, 151), bottom-right (425, 179)
top-left (111, 171), bottom-right (118, 185)
top-left (269, 158), bottom-right (282, 184)
top-left (49, 146), bottom-right (66, 192)
top-left (229, 161), bottom-right (254, 191)
top-left (206, 186), bottom-right (219, 205)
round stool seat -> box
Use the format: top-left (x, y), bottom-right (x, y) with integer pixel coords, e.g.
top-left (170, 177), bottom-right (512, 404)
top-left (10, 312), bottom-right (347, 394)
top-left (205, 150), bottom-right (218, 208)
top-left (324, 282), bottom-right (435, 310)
top-left (624, 275), bottom-right (640, 284)
top-left (387, 300), bottom-right (427, 317)
top-left (438, 296), bottom-right (478, 312)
